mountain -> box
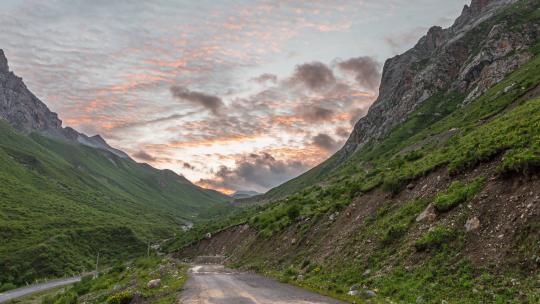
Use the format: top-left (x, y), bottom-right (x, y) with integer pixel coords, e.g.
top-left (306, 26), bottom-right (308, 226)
top-left (0, 52), bottom-right (232, 288)
top-left (262, 0), bottom-right (538, 201)
top-left (232, 190), bottom-right (262, 200)
top-left (172, 0), bottom-right (540, 302)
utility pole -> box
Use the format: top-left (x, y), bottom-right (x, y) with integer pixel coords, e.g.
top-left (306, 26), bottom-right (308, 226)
top-left (95, 252), bottom-right (100, 278)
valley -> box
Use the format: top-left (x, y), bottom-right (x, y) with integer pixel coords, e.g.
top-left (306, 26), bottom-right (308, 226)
top-left (1, 0), bottom-right (539, 303)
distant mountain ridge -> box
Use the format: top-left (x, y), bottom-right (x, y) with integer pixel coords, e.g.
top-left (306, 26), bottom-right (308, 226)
top-left (233, 190), bottom-right (262, 199)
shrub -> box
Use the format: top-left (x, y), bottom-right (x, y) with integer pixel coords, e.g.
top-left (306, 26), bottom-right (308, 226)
top-left (433, 177), bottom-right (485, 212)
top-left (106, 290), bottom-right (133, 304)
top-left (287, 204), bottom-right (301, 221)
top-left (284, 266), bottom-right (298, 277)
top-left (382, 223), bottom-right (409, 245)
top-left (382, 174), bottom-right (407, 195)
top-left (415, 227), bottom-right (457, 251)
top-left (0, 282), bottom-right (16, 292)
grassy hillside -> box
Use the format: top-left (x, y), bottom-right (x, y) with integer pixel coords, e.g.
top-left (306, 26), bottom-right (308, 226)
top-left (171, 51), bottom-right (540, 303)
top-left (0, 123), bottom-right (231, 289)
top-left (259, 0), bottom-right (540, 202)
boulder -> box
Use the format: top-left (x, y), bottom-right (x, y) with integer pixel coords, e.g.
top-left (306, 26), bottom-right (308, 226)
top-left (416, 204), bottom-right (437, 223)
top-left (465, 217), bottom-right (481, 232)
top-left (147, 279), bottom-right (161, 289)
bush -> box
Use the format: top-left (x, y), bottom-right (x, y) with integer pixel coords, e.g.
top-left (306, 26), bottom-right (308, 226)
top-left (287, 204), bottom-right (301, 221)
top-left (106, 290), bottom-right (133, 304)
top-left (433, 178), bottom-right (485, 212)
top-left (415, 227), bottom-right (457, 251)
top-left (382, 223), bottom-right (409, 245)
top-left (0, 282), bottom-right (16, 292)
top-left (382, 174), bottom-right (407, 195)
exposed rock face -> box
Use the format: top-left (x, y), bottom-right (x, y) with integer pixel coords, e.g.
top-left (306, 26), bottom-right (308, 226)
top-left (0, 50), bottom-right (129, 158)
top-left (0, 51), bottom-right (64, 133)
top-left (341, 0), bottom-right (537, 157)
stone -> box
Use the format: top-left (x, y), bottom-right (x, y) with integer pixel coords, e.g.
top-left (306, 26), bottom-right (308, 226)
top-left (416, 204), bottom-right (437, 222)
top-left (205, 232), bottom-right (212, 239)
top-left (465, 217), bottom-right (481, 232)
top-left (147, 279), bottom-right (161, 289)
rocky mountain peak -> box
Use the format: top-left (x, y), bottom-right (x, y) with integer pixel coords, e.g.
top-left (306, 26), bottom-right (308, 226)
top-left (468, 0), bottom-right (491, 14)
top-left (424, 26), bottom-right (445, 52)
top-left (0, 49), bottom-right (130, 159)
top-left (0, 50), bottom-right (8, 73)
top-left (340, 0), bottom-right (536, 159)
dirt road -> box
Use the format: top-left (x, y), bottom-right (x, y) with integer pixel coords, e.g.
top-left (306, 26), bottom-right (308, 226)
top-left (179, 265), bottom-right (345, 304)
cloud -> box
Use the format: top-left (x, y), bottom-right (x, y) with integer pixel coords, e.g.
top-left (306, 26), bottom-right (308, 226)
top-left (385, 26), bottom-right (429, 54)
top-left (170, 86), bottom-right (224, 115)
top-left (289, 62), bottom-right (336, 91)
top-left (311, 133), bottom-right (341, 152)
top-left (349, 107), bottom-right (369, 126)
top-left (133, 150), bottom-right (156, 162)
top-left (251, 73), bottom-right (278, 84)
top-left (198, 152), bottom-right (309, 193)
top-left (335, 126), bottom-right (351, 138)
top-left (337, 57), bottom-right (381, 91)
top-left (182, 162), bottom-right (195, 170)
top-left (297, 106), bottom-right (335, 122)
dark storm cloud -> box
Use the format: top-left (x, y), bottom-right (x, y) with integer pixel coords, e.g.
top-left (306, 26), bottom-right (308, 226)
top-left (337, 56), bottom-right (381, 91)
top-left (170, 86), bottom-right (224, 116)
top-left (311, 133), bottom-right (341, 152)
top-left (289, 62), bottom-right (336, 91)
top-left (251, 73), bottom-right (278, 84)
top-left (199, 152), bottom-right (309, 193)
top-left (133, 150), bottom-right (156, 162)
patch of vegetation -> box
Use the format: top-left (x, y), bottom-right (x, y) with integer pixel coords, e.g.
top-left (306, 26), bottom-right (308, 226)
top-left (433, 177), bottom-right (485, 212)
top-left (42, 257), bottom-right (188, 304)
top-left (0, 121), bottom-right (233, 287)
top-left (415, 227), bottom-right (459, 251)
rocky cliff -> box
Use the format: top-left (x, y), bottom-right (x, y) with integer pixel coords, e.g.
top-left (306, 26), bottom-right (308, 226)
top-left (341, 0), bottom-right (538, 157)
top-left (0, 49), bottom-right (129, 158)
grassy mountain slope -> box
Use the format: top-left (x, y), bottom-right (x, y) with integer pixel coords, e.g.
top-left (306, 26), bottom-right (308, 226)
top-left (259, 0), bottom-right (540, 202)
top-left (171, 44), bottom-right (540, 303)
top-left (0, 122), bottom-right (230, 288)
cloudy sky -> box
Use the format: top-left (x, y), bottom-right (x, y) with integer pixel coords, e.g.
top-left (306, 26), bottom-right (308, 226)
top-left (1, 0), bottom-right (468, 194)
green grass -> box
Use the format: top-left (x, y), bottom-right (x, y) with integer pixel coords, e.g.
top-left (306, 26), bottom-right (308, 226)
top-left (414, 227), bottom-right (459, 251)
top-left (433, 177), bottom-right (485, 212)
top-left (170, 8), bottom-right (540, 301)
top-left (0, 121), bottom-right (232, 287)
top-left (257, 0), bottom-right (540, 202)
top-left (41, 256), bottom-right (189, 304)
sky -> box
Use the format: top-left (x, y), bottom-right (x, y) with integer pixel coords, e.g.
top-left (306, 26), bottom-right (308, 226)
top-left (0, 0), bottom-right (469, 194)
